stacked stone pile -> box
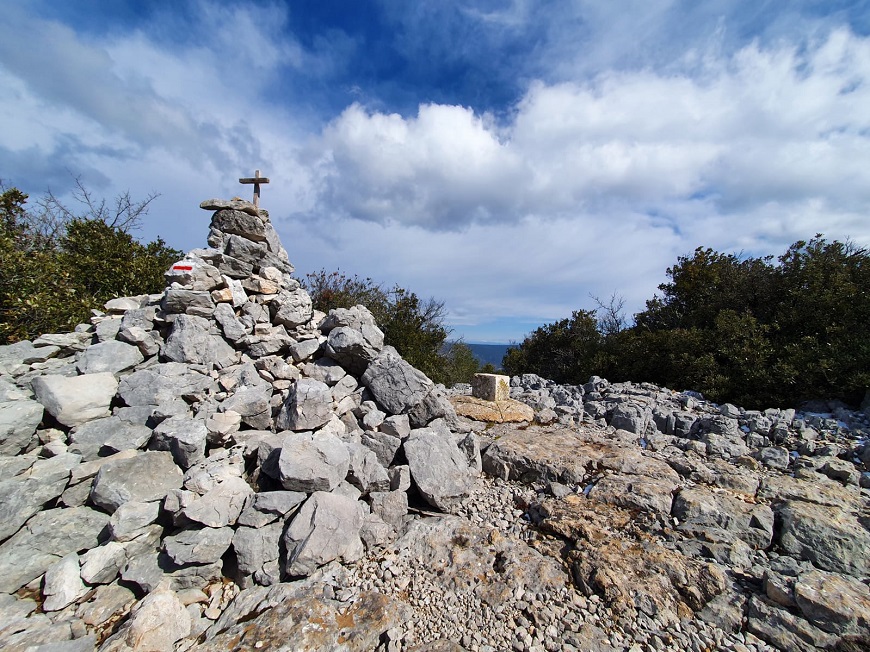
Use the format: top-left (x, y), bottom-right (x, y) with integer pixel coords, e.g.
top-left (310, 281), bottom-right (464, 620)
top-left (0, 198), bottom-right (478, 651)
top-left (0, 195), bottom-right (868, 652)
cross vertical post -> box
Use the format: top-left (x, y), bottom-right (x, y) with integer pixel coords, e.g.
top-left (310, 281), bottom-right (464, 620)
top-left (239, 169), bottom-right (270, 207)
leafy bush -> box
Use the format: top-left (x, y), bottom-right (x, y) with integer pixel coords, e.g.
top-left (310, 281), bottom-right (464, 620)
top-left (0, 182), bottom-right (182, 344)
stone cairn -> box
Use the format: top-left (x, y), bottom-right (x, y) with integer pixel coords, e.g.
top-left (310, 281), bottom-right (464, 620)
top-left (0, 196), bottom-right (869, 652)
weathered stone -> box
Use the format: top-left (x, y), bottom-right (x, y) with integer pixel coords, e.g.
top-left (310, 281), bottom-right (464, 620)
top-left (288, 338), bottom-right (321, 362)
top-left (198, 582), bottom-right (406, 652)
top-left (450, 395), bottom-right (534, 423)
top-left (117, 326), bottom-right (162, 357)
top-left (164, 257), bottom-right (223, 291)
top-left (588, 473), bottom-right (677, 515)
top-left (201, 198), bottom-right (261, 217)
top-left (747, 595), bottom-right (837, 652)
top-left (221, 384), bottom-right (271, 430)
top-left (324, 327), bottom-right (381, 375)
top-left (776, 500), bottom-right (870, 576)
top-left (0, 399), bottom-right (43, 456)
top-left (118, 362), bottom-right (213, 407)
top-left (75, 340), bottom-right (144, 376)
top-left (379, 414), bottom-right (411, 439)
top-left (211, 208), bottom-right (269, 241)
top-left (150, 416), bottom-right (208, 469)
top-left (32, 373), bottom-right (118, 427)
top-left (212, 303), bottom-right (247, 341)
top-left (90, 451), bottom-right (183, 513)
top-left (75, 582), bottom-right (136, 628)
top-left (369, 490), bottom-right (408, 529)
top-left (277, 431), bottom-right (350, 493)
top-left (42, 553), bottom-right (87, 611)
top-left (345, 442), bottom-right (391, 494)
top-left (164, 526), bottom-right (234, 566)
top-left (232, 521), bottom-right (283, 578)
top-left (180, 476), bottom-right (253, 528)
top-left (108, 501), bottom-right (160, 542)
top-left (362, 346), bottom-right (433, 415)
top-left (302, 357), bottom-right (347, 385)
top-left (793, 568), bottom-right (870, 637)
top-left (758, 446), bottom-right (791, 470)
top-left (672, 486), bottom-right (775, 549)
top-left (68, 416), bottom-right (151, 461)
top-left (270, 289), bottom-right (313, 328)
top-left (236, 490), bottom-right (306, 527)
top-left (99, 586), bottom-right (191, 652)
top-left (407, 386), bottom-right (457, 427)
top-left (404, 429), bottom-right (475, 510)
top-left (284, 491), bottom-right (364, 576)
top-left (163, 314), bottom-right (236, 368)
top-left (275, 378), bottom-right (333, 431)
top-left (0, 470), bottom-right (71, 541)
top-left (79, 541), bottom-right (126, 585)
top-left (0, 506), bottom-right (110, 594)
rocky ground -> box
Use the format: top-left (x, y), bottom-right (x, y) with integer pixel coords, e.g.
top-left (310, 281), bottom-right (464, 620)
top-left (0, 196), bottom-right (868, 652)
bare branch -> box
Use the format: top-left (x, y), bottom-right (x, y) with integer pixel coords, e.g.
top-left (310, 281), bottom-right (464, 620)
top-left (590, 291), bottom-right (628, 336)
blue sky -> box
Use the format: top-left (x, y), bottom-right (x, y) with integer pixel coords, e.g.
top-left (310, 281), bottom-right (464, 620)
top-left (1, 1), bottom-right (869, 343)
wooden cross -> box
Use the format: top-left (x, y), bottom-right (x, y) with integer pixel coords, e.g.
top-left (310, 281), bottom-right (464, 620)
top-left (239, 169), bottom-right (270, 207)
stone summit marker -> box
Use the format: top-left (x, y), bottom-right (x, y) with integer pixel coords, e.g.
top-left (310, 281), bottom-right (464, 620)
top-left (238, 169), bottom-right (269, 207)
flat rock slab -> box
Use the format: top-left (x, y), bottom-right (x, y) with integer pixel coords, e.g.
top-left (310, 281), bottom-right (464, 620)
top-left (164, 526), bottom-right (234, 566)
top-left (284, 491), bottom-right (364, 576)
top-left (362, 346), bottom-right (433, 415)
top-left (277, 431), bottom-right (350, 493)
top-left (198, 583), bottom-right (407, 652)
top-left (118, 362), bottom-right (212, 406)
top-left (450, 396), bottom-right (534, 423)
top-left (0, 472), bottom-right (71, 542)
top-left (68, 417), bottom-right (152, 461)
top-left (162, 314), bottom-right (236, 368)
top-left (181, 476), bottom-right (253, 527)
top-left (90, 451), bottom-right (183, 513)
top-left (75, 340), bottom-right (143, 375)
top-left (32, 372), bottom-right (118, 427)
top-left (481, 424), bottom-right (614, 484)
top-left (0, 506), bottom-right (110, 593)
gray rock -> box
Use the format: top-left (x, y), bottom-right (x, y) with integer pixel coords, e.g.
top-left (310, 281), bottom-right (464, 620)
top-left (90, 451), bottom-right (183, 513)
top-left (164, 526), bottom-right (234, 566)
top-left (0, 399), bottom-right (43, 455)
top-left (747, 595), bottom-right (837, 652)
top-left (42, 553), bottom-right (87, 611)
top-left (117, 326), bottom-right (162, 357)
top-left (232, 521), bottom-right (284, 579)
top-left (284, 491), bottom-right (364, 576)
top-left (164, 258), bottom-right (223, 291)
top-left (117, 362), bottom-right (213, 407)
top-left (0, 506), bottom-right (110, 594)
top-left (369, 490), bottom-right (408, 529)
top-left (162, 289), bottom-right (215, 315)
top-left (610, 402), bottom-right (652, 434)
top-left (276, 378), bottom-right (333, 431)
top-left (212, 303), bottom-right (247, 341)
top-left (793, 568), bottom-right (870, 636)
top-left (288, 338), bottom-right (321, 362)
top-left (99, 586), bottom-right (191, 652)
top-left (33, 332), bottom-right (92, 352)
top-left (380, 414), bottom-right (411, 439)
top-left (32, 373), bottom-right (118, 427)
top-left (162, 315), bottom-right (233, 368)
top-left (236, 490), bottom-right (306, 527)
top-left (75, 340), bottom-right (143, 376)
top-left (277, 431), bottom-right (350, 492)
top-left (221, 384), bottom-right (272, 430)
top-left (270, 289), bottom-right (313, 329)
top-left (404, 429), bottom-right (475, 510)
top-left (151, 416), bottom-right (208, 469)
top-left (407, 385), bottom-right (457, 428)
top-left (776, 500), bottom-right (870, 576)
top-left (346, 442), bottom-right (391, 494)
top-left (325, 327), bottom-right (381, 375)
top-left (180, 476), bottom-right (253, 528)
top-left (108, 501), bottom-right (160, 542)
top-left (0, 466), bottom-right (72, 541)
top-left (201, 199), bottom-right (260, 217)
top-left (589, 473), bottom-right (678, 515)
top-left (362, 346), bottom-right (434, 415)
top-left (68, 417), bottom-right (151, 461)
top-left (362, 434), bottom-right (399, 470)
top-left (211, 208), bottom-right (269, 241)
top-left (758, 446), bottom-right (791, 470)
top-left (302, 357), bottom-right (347, 385)
top-left (119, 306), bottom-right (157, 331)
top-left (389, 465), bottom-right (411, 492)
top-left (673, 486), bottom-right (775, 549)
top-left (79, 541), bottom-right (126, 584)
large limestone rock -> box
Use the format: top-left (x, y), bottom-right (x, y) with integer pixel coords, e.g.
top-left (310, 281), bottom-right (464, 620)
top-left (275, 378), bottom-right (333, 431)
top-left (90, 451), bottom-right (184, 513)
top-left (100, 586), bottom-right (191, 652)
top-left (362, 346), bottom-right (433, 415)
top-left (276, 431), bottom-right (350, 493)
top-left (117, 362), bottom-right (212, 406)
top-left (151, 416), bottom-right (208, 469)
top-left (284, 491), bottom-right (365, 576)
top-left (32, 372), bottom-right (118, 427)
top-left (0, 506), bottom-right (109, 594)
top-left (162, 314), bottom-right (236, 368)
top-left (75, 340), bottom-right (144, 375)
top-left (403, 429), bottom-right (475, 510)
top-left (68, 416), bottom-right (152, 461)
top-left (180, 476), bottom-right (253, 527)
